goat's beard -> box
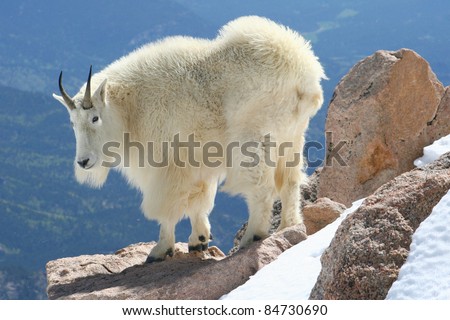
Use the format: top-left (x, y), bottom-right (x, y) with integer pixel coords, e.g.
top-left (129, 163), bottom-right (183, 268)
top-left (74, 163), bottom-right (109, 188)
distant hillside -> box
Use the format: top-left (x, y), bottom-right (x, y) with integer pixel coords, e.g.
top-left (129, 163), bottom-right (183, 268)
top-left (0, 0), bottom-right (214, 93)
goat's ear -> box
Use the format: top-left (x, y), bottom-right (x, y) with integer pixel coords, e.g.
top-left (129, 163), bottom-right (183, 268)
top-left (92, 79), bottom-right (107, 107)
top-left (52, 93), bottom-right (73, 112)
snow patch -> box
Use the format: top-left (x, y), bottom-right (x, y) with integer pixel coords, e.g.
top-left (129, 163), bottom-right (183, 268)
top-left (386, 190), bottom-right (450, 299)
top-left (414, 134), bottom-right (450, 167)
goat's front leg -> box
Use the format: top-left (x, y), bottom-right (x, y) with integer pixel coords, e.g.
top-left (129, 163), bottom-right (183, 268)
top-left (186, 180), bottom-right (217, 252)
top-left (146, 220), bottom-right (176, 263)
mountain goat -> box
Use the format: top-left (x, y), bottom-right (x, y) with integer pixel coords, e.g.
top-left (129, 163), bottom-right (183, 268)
top-left (53, 16), bottom-right (325, 262)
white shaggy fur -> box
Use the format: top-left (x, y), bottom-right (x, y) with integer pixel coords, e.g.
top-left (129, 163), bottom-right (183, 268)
top-left (53, 16), bottom-right (325, 261)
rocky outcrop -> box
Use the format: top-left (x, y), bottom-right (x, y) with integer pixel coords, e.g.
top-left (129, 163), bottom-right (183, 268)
top-left (310, 152), bottom-right (450, 299)
top-left (46, 224), bottom-right (306, 300)
top-left (301, 169), bottom-right (321, 206)
top-left (303, 197), bottom-right (346, 235)
top-left (318, 49), bottom-right (448, 206)
top-left (426, 87), bottom-right (450, 142)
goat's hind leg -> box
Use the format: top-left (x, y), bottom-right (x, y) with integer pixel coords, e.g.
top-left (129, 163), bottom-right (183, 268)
top-left (278, 171), bottom-right (303, 231)
top-left (222, 133), bottom-right (276, 248)
top-left (239, 191), bottom-right (275, 248)
top-left (276, 139), bottom-right (306, 231)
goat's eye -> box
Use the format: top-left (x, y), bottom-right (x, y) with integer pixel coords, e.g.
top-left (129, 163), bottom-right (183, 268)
top-left (92, 116), bottom-right (99, 123)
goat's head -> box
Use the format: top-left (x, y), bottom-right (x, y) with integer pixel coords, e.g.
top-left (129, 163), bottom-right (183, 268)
top-left (53, 66), bottom-right (110, 187)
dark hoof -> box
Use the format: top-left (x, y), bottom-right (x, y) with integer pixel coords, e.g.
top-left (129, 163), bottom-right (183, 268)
top-left (145, 248), bottom-right (173, 264)
top-left (188, 243), bottom-right (208, 253)
top-left (198, 234), bottom-right (213, 242)
top-left (253, 235), bottom-right (262, 242)
top-left (189, 234), bottom-right (211, 253)
top-left (145, 256), bottom-right (164, 264)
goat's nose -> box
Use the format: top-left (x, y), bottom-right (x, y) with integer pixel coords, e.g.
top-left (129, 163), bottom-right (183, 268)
top-left (77, 158), bottom-right (90, 168)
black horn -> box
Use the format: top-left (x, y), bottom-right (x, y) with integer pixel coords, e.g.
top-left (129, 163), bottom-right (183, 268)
top-left (82, 65), bottom-right (93, 110)
top-left (58, 71), bottom-right (76, 110)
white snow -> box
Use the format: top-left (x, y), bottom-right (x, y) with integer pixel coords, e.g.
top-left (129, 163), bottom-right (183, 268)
top-left (386, 190), bottom-right (450, 299)
top-left (414, 134), bottom-right (450, 167)
top-left (222, 133), bottom-right (450, 300)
